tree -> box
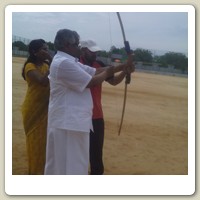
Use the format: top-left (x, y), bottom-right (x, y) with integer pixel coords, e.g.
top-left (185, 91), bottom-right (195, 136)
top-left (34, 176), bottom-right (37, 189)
top-left (12, 41), bottom-right (28, 51)
top-left (97, 50), bottom-right (109, 57)
top-left (133, 48), bottom-right (153, 63)
top-left (158, 52), bottom-right (188, 72)
top-left (46, 41), bottom-right (55, 51)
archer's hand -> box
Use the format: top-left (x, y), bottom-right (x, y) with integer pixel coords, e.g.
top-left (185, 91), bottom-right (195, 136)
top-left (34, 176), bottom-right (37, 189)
top-left (125, 63), bottom-right (135, 74)
top-left (124, 54), bottom-right (135, 74)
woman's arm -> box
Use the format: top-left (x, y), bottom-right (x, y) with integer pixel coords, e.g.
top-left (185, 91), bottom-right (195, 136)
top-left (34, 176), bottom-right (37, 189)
top-left (27, 69), bottom-right (49, 86)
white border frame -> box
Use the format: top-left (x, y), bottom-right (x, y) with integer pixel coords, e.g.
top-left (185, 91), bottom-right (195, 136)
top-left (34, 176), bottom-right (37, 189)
top-left (5, 5), bottom-right (195, 195)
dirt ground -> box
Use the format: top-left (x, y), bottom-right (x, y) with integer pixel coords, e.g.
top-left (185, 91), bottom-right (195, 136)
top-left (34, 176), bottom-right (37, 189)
top-left (12, 56), bottom-right (188, 175)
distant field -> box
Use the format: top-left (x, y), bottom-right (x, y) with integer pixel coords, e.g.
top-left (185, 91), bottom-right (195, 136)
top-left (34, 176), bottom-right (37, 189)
top-left (12, 56), bottom-right (188, 175)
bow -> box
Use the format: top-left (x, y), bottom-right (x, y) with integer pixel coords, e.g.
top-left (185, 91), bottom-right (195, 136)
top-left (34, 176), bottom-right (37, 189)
top-left (116, 12), bottom-right (131, 136)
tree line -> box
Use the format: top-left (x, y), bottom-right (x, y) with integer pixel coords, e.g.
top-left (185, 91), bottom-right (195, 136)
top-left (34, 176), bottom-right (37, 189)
top-left (13, 41), bottom-right (188, 73)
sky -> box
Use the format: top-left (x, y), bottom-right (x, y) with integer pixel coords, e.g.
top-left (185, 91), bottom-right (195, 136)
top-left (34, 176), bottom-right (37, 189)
top-left (12, 11), bottom-right (188, 56)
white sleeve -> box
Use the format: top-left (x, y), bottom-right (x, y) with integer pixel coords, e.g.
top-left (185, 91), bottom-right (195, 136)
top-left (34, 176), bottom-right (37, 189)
top-left (77, 62), bottom-right (96, 76)
top-left (56, 59), bottom-right (96, 92)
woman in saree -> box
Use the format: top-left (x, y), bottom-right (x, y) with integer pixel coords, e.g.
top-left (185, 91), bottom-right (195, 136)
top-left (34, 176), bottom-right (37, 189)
top-left (21, 39), bottom-right (52, 175)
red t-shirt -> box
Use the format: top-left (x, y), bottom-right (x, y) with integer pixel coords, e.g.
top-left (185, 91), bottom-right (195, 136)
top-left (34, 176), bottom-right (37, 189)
top-left (80, 57), bottom-right (103, 119)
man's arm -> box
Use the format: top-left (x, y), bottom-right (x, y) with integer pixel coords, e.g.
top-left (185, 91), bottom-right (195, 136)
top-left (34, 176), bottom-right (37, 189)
top-left (86, 66), bottom-right (115, 88)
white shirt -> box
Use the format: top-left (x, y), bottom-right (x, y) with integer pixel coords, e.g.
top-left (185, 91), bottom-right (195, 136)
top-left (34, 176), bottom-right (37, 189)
top-left (47, 51), bottom-right (96, 132)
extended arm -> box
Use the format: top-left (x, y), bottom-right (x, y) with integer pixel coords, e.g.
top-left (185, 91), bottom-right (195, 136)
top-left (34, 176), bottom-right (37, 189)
top-left (86, 66), bottom-right (115, 88)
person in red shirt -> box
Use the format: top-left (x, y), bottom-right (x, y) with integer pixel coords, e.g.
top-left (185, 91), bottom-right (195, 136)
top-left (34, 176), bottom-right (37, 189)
top-left (80, 39), bottom-right (134, 175)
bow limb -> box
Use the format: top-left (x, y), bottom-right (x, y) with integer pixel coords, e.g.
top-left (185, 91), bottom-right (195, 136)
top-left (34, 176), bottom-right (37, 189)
top-left (116, 12), bottom-right (131, 136)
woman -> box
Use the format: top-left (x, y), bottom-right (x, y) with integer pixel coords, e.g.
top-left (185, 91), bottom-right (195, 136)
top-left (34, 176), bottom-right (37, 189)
top-left (21, 39), bottom-right (52, 175)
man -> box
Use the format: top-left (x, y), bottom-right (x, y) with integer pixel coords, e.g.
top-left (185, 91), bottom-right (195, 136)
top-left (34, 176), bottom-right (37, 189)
top-left (80, 39), bottom-right (135, 175)
top-left (44, 29), bottom-right (134, 175)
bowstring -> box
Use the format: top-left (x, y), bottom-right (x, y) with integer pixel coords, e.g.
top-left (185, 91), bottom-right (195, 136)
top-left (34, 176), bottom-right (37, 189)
top-left (107, 12), bottom-right (121, 133)
top-left (108, 12), bottom-right (112, 65)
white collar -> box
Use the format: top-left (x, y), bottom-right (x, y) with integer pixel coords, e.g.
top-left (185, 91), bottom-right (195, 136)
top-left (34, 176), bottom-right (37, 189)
top-left (57, 50), bottom-right (79, 62)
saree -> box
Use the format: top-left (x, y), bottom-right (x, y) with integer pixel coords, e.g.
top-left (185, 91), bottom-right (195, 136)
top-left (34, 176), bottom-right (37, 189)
top-left (21, 63), bottom-right (50, 175)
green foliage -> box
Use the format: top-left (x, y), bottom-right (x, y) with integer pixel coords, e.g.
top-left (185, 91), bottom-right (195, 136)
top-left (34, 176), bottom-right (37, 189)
top-left (97, 50), bottom-right (110, 57)
top-left (12, 40), bottom-right (56, 52)
top-left (133, 48), bottom-right (153, 63)
top-left (46, 41), bottom-right (55, 51)
top-left (158, 52), bottom-right (188, 72)
top-left (12, 39), bottom-right (188, 72)
top-left (109, 46), bottom-right (127, 61)
top-left (12, 41), bottom-right (28, 51)
top-left (110, 46), bottom-right (126, 55)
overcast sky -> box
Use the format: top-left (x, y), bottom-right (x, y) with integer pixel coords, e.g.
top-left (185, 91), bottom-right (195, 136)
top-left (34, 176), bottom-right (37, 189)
top-left (12, 12), bottom-right (188, 55)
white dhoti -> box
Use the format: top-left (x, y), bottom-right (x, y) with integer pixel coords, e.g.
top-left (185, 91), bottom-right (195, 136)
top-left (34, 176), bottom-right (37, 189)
top-left (44, 128), bottom-right (89, 175)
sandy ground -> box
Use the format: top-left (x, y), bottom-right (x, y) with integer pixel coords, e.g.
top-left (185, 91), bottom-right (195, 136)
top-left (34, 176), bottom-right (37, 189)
top-left (12, 56), bottom-right (188, 175)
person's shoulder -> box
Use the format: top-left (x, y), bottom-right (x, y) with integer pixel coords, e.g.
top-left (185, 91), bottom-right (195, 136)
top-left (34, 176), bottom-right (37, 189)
top-left (25, 62), bottom-right (36, 69)
top-left (24, 62), bottom-right (37, 74)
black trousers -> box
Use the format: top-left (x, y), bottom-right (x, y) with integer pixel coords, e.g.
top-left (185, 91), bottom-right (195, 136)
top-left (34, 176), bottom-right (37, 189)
top-left (90, 118), bottom-right (104, 175)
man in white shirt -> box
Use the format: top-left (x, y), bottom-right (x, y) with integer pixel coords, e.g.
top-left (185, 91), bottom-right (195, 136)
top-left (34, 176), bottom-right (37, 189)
top-left (44, 29), bottom-right (133, 175)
